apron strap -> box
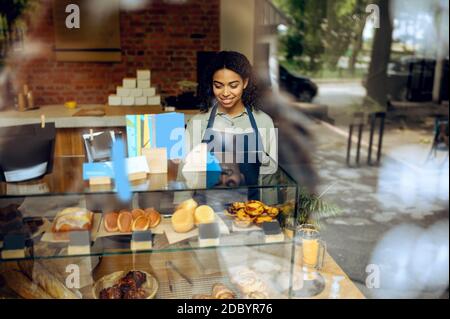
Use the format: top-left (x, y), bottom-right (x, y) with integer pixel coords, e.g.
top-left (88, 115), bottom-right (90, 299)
top-left (245, 106), bottom-right (265, 153)
top-left (201, 104), bottom-right (265, 154)
top-left (201, 104), bottom-right (219, 144)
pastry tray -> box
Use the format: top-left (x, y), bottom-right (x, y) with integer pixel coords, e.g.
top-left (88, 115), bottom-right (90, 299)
top-left (156, 275), bottom-right (242, 299)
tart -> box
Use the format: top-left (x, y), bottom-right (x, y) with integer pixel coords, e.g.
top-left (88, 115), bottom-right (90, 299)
top-left (245, 201), bottom-right (265, 217)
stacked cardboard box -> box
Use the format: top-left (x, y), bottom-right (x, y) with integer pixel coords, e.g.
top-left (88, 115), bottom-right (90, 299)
top-left (108, 70), bottom-right (161, 106)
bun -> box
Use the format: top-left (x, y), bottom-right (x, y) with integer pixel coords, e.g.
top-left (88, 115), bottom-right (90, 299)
top-left (118, 211), bottom-right (133, 233)
top-left (194, 205), bottom-right (215, 225)
top-left (176, 199), bottom-right (198, 216)
top-left (171, 209), bottom-right (194, 233)
top-left (145, 209), bottom-right (161, 228)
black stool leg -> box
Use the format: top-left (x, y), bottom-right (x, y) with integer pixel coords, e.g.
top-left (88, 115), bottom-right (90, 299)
top-left (347, 124), bottom-right (354, 166)
top-left (356, 124), bottom-right (364, 165)
top-left (368, 114), bottom-right (376, 165)
top-left (376, 114), bottom-right (386, 165)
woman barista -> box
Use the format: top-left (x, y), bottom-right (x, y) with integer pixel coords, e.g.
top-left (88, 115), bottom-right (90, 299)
top-left (187, 51), bottom-right (277, 175)
top-left (183, 51), bottom-right (277, 204)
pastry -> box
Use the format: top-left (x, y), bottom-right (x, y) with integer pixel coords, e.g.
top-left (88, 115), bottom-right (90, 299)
top-left (228, 201), bottom-right (279, 227)
top-left (192, 294), bottom-right (215, 299)
top-left (255, 216), bottom-right (273, 225)
top-left (266, 207), bottom-right (279, 218)
top-left (124, 271), bottom-right (147, 288)
top-left (212, 283), bottom-right (236, 299)
top-left (145, 208), bottom-right (161, 228)
top-left (2, 270), bottom-right (52, 299)
top-left (18, 260), bottom-right (80, 299)
top-left (246, 291), bottom-right (269, 299)
top-left (171, 209), bottom-right (194, 233)
top-left (227, 202), bottom-right (246, 215)
top-left (52, 207), bottom-right (93, 232)
top-left (118, 277), bottom-right (138, 294)
top-left (123, 288), bottom-right (146, 299)
top-left (131, 215), bottom-right (150, 231)
top-left (194, 205), bottom-right (215, 225)
top-left (233, 219), bottom-right (252, 228)
top-left (236, 209), bottom-right (253, 222)
top-left (131, 208), bottom-right (145, 220)
top-left (176, 199), bottom-right (198, 216)
top-left (99, 285), bottom-right (122, 299)
top-left (245, 201), bottom-right (265, 217)
top-left (117, 211), bottom-right (133, 233)
top-left (99, 271), bottom-right (150, 299)
top-left (104, 212), bottom-right (119, 232)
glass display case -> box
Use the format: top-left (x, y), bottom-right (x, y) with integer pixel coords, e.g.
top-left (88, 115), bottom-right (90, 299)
top-left (0, 157), bottom-right (300, 299)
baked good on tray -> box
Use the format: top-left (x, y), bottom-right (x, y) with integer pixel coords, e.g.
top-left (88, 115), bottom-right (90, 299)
top-left (191, 283), bottom-right (236, 299)
top-left (52, 207), bottom-right (93, 232)
top-left (18, 260), bottom-right (80, 299)
top-left (98, 271), bottom-right (154, 299)
top-left (2, 270), bottom-right (52, 299)
top-left (227, 200), bottom-right (280, 228)
top-left (103, 208), bottom-right (161, 233)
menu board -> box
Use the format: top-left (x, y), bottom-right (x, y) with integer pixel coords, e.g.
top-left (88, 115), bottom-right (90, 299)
top-left (53, 0), bottom-right (121, 61)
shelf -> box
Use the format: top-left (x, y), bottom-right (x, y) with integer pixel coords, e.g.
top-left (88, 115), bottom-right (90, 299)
top-left (0, 157), bottom-right (297, 198)
top-left (1, 213), bottom-right (295, 262)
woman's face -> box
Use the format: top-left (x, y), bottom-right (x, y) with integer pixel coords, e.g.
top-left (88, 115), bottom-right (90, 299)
top-left (212, 68), bottom-right (248, 110)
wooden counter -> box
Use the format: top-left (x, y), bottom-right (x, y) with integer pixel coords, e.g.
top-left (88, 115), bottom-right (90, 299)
top-left (0, 104), bottom-right (199, 128)
top-left (0, 104), bottom-right (200, 157)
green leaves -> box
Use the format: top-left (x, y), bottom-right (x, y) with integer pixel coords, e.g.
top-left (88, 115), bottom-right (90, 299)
top-left (297, 187), bottom-right (342, 230)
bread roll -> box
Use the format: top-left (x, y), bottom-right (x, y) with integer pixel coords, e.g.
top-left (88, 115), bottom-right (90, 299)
top-left (194, 205), bottom-right (215, 225)
top-left (3, 270), bottom-right (52, 299)
top-left (176, 199), bottom-right (198, 216)
top-left (171, 209), bottom-right (194, 233)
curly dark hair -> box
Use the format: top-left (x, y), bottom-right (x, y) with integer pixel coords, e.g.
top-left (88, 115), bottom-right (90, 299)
top-left (198, 51), bottom-right (260, 112)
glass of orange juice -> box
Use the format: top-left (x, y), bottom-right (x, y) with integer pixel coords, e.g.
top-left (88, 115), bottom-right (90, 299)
top-left (295, 224), bottom-right (326, 270)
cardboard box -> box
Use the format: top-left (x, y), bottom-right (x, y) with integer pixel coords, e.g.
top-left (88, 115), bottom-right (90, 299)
top-left (108, 95), bottom-right (121, 106)
top-left (143, 88), bottom-right (156, 97)
top-left (137, 70), bottom-right (151, 80)
top-left (117, 87), bottom-right (130, 97)
top-left (138, 80), bottom-right (150, 89)
top-left (147, 96), bottom-right (161, 105)
top-left (123, 78), bottom-right (137, 89)
top-left (122, 96), bottom-right (135, 106)
top-left (135, 96), bottom-right (147, 106)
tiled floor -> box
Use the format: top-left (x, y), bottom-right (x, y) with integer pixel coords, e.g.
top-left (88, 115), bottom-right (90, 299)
top-left (311, 118), bottom-right (449, 297)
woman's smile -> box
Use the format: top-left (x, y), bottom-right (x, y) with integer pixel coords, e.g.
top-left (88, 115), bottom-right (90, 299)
top-left (219, 97), bottom-right (235, 106)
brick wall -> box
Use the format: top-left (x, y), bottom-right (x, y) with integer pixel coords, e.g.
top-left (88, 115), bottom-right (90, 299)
top-left (9, 0), bottom-right (220, 105)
